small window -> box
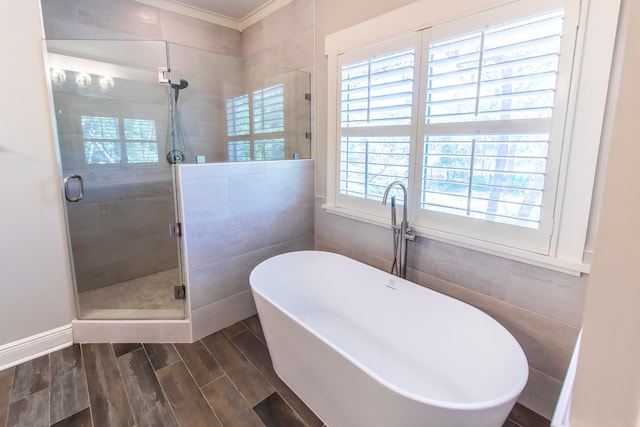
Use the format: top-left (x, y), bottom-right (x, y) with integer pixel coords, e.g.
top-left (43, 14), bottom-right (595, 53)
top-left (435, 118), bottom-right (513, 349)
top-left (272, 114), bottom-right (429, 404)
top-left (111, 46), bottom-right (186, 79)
top-left (123, 118), bottom-right (159, 163)
top-left (80, 115), bottom-right (159, 165)
top-left (228, 141), bottom-right (251, 162)
top-left (81, 116), bottom-right (121, 165)
top-left (253, 84), bottom-right (285, 134)
top-left (226, 84), bottom-right (285, 161)
top-left (226, 95), bottom-right (250, 137)
top-left (255, 139), bottom-right (285, 161)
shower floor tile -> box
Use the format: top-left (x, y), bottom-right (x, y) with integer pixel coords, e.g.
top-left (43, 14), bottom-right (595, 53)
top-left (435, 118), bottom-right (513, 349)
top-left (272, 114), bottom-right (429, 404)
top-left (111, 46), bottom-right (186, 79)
top-left (78, 268), bottom-right (184, 320)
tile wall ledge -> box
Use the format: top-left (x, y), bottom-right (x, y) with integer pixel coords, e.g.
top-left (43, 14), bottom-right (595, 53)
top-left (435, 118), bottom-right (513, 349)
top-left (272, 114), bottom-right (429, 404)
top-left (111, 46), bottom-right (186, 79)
top-left (321, 203), bottom-right (590, 277)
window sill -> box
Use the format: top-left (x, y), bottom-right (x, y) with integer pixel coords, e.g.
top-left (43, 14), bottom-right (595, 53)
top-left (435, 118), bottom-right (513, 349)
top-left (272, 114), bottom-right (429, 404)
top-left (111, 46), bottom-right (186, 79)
top-left (322, 204), bottom-right (590, 277)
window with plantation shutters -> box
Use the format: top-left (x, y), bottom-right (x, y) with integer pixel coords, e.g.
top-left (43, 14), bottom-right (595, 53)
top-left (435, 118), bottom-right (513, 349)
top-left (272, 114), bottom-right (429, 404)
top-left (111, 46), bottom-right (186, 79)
top-left (420, 11), bottom-right (564, 230)
top-left (325, 0), bottom-right (619, 270)
top-left (328, 0), bottom-right (587, 256)
top-left (338, 37), bottom-right (416, 204)
top-left (226, 84), bottom-right (285, 161)
top-left (81, 116), bottom-right (159, 165)
top-left (253, 84), bottom-right (285, 135)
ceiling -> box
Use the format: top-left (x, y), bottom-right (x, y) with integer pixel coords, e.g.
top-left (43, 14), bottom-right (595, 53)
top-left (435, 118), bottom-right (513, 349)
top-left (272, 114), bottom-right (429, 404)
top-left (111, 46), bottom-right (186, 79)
top-left (169, 0), bottom-right (274, 20)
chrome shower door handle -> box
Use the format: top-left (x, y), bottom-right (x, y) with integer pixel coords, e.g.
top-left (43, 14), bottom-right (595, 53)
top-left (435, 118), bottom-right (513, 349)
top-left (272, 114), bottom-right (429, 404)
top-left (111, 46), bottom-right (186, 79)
top-left (63, 174), bottom-right (84, 202)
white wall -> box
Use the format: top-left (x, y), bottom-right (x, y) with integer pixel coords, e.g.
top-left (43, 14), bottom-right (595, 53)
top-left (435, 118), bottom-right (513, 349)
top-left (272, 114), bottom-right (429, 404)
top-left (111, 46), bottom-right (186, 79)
top-left (0, 1), bottom-right (74, 352)
top-left (570, 0), bottom-right (640, 424)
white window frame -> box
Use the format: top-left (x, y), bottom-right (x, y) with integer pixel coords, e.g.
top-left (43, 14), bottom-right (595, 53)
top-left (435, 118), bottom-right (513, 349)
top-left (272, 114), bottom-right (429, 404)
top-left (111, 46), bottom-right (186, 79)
top-left (324, 0), bottom-right (620, 275)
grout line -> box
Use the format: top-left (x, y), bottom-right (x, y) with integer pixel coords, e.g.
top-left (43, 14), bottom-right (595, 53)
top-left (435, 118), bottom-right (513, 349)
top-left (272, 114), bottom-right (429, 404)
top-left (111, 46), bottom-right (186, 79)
top-left (222, 325), bottom-right (248, 339)
top-left (199, 338), bottom-right (231, 390)
top-left (230, 321), bottom-right (310, 426)
top-left (78, 345), bottom-right (95, 427)
top-left (202, 329), bottom-right (274, 413)
top-left (191, 361), bottom-right (225, 391)
top-left (173, 341), bottom-right (224, 427)
top-left (110, 344), bottom-right (138, 426)
top-left (210, 336), bottom-right (271, 426)
top-left (196, 370), bottom-right (226, 390)
top-left (141, 344), bottom-right (181, 427)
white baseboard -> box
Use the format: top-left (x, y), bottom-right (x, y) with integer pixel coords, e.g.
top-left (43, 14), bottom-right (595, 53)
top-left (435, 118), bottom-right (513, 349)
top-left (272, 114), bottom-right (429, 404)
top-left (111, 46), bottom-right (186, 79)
top-left (0, 325), bottom-right (73, 371)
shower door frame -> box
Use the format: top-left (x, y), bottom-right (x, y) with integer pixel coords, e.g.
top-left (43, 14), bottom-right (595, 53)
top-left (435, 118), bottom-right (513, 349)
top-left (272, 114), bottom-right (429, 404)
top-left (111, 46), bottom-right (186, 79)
top-left (44, 39), bottom-right (188, 324)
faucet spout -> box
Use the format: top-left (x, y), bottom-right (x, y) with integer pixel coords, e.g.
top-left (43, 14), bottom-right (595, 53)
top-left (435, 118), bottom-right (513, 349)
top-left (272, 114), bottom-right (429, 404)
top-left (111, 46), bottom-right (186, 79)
top-left (382, 181), bottom-right (411, 279)
top-left (382, 181), bottom-right (408, 228)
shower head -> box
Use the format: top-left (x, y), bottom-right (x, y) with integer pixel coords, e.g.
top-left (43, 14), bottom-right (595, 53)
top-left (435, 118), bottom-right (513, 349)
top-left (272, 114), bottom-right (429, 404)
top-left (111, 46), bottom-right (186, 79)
top-left (170, 79), bottom-right (189, 90)
top-left (170, 78), bottom-right (189, 103)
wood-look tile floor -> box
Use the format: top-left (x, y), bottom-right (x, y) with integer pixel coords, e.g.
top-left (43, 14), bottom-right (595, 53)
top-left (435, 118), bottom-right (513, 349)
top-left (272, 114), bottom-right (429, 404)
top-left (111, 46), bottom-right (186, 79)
top-left (0, 315), bottom-right (550, 427)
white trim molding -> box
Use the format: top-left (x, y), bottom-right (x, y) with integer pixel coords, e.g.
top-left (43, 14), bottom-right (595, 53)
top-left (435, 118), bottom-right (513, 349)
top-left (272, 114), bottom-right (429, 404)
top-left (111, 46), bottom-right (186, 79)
top-left (133, 0), bottom-right (240, 29)
top-left (240, 0), bottom-right (294, 31)
top-left (0, 325), bottom-right (73, 371)
top-left (132, 0), bottom-right (294, 32)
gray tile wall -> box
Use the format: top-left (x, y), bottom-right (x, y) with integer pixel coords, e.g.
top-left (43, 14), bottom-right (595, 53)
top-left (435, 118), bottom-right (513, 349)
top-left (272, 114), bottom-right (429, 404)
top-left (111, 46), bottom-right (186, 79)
top-left (41, 0), bottom-right (242, 55)
top-left (41, 0), bottom-right (245, 165)
top-left (178, 160), bottom-right (315, 340)
top-left (41, 0), bottom-right (244, 291)
top-left (241, 0), bottom-right (314, 160)
top-left (42, 0), bottom-right (313, 163)
top-left (166, 42), bottom-right (244, 164)
top-left (314, 197), bottom-right (586, 420)
top-left (241, 0), bottom-right (315, 73)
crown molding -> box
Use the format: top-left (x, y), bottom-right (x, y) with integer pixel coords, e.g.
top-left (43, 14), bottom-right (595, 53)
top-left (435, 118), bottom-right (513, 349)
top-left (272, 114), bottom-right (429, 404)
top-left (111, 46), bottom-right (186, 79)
top-left (132, 0), bottom-right (293, 32)
top-left (239, 0), bottom-right (293, 31)
top-left (133, 0), bottom-right (241, 30)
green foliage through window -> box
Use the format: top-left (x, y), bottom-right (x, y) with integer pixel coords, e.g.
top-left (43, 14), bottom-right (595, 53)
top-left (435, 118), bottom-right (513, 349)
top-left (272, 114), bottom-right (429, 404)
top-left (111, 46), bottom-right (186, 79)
top-left (80, 115), bottom-right (159, 165)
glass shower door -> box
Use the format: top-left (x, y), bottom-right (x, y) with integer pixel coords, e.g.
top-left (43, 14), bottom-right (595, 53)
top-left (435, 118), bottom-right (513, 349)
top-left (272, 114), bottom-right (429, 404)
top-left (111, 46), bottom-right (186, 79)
top-left (46, 40), bottom-right (185, 320)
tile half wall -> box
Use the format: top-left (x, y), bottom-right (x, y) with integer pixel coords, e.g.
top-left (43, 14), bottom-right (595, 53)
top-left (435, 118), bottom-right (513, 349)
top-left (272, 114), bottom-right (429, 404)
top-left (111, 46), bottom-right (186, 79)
top-left (177, 160), bottom-right (315, 340)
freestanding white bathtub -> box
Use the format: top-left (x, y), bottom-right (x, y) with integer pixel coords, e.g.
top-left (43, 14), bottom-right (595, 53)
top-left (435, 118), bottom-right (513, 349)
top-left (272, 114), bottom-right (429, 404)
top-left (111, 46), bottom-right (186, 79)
top-left (250, 251), bottom-right (528, 427)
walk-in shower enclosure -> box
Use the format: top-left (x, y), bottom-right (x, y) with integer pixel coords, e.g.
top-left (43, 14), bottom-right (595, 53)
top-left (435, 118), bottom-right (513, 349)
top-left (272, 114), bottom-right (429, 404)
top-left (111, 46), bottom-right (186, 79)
top-left (45, 39), bottom-right (311, 321)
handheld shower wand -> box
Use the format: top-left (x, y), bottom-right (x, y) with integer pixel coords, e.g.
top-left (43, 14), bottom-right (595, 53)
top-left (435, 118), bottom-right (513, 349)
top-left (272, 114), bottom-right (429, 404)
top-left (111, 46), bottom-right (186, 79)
top-left (390, 196), bottom-right (397, 227)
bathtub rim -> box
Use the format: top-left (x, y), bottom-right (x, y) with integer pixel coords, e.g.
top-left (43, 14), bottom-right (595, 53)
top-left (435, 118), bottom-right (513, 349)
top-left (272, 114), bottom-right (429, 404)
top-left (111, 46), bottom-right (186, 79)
top-left (250, 250), bottom-right (529, 412)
